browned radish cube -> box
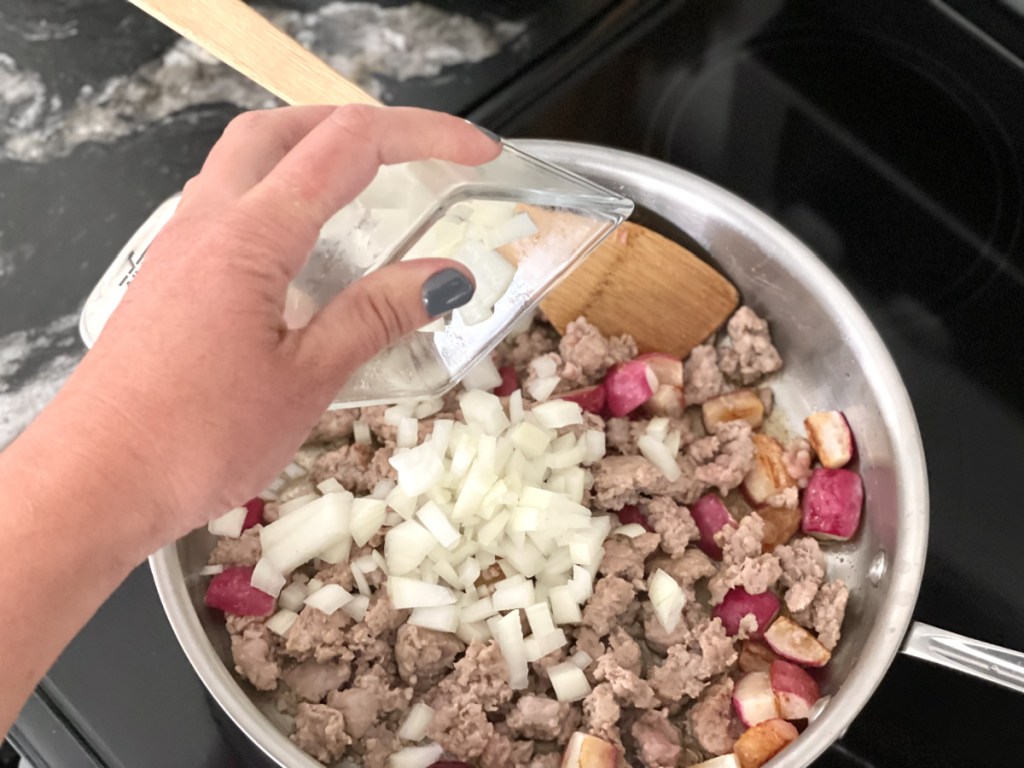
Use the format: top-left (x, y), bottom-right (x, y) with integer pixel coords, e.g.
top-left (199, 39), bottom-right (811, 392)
top-left (804, 411), bottom-right (854, 468)
top-left (770, 659), bottom-right (821, 720)
top-left (642, 384), bottom-right (686, 418)
top-left (713, 587), bottom-right (780, 639)
top-left (741, 435), bottom-right (797, 507)
top-left (635, 352), bottom-right (684, 388)
top-left (732, 671), bottom-right (780, 727)
top-left (763, 616), bottom-right (831, 668)
top-left (801, 468), bottom-right (863, 541)
top-left (738, 641), bottom-right (779, 674)
top-left (560, 731), bottom-right (621, 768)
top-left (690, 493), bottom-right (736, 560)
top-left (759, 505), bottom-right (803, 553)
top-left (734, 719), bottom-right (799, 768)
top-left (702, 389), bottom-right (765, 431)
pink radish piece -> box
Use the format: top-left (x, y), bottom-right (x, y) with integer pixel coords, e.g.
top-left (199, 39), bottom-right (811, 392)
top-left (801, 468), bottom-right (863, 541)
top-left (804, 411), bottom-right (854, 468)
top-left (242, 498), bottom-right (264, 530)
top-left (603, 359), bottom-right (658, 417)
top-left (733, 671), bottom-right (780, 727)
top-left (558, 384), bottom-right (607, 414)
top-left (495, 365), bottom-right (519, 397)
top-left (204, 566), bottom-right (275, 616)
top-left (634, 352), bottom-right (683, 388)
top-left (615, 504), bottom-right (654, 532)
top-left (763, 616), bottom-right (831, 668)
top-left (702, 389), bottom-right (765, 431)
top-left (642, 384), bottom-right (686, 418)
top-left (690, 493), bottom-right (736, 560)
top-left (713, 587), bottom-right (780, 639)
top-left (741, 434), bottom-right (797, 507)
top-left (770, 659), bottom-right (821, 720)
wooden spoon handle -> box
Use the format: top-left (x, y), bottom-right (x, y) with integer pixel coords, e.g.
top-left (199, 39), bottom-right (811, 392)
top-left (128, 0), bottom-right (380, 107)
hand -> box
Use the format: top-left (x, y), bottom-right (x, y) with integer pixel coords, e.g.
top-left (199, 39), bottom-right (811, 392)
top-left (44, 105), bottom-right (499, 542)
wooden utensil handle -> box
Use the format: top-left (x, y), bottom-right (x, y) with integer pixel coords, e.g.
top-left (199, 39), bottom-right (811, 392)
top-left (128, 0), bottom-right (380, 107)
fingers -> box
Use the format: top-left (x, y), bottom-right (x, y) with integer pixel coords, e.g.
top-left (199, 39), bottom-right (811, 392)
top-left (297, 259), bottom-right (476, 381)
top-left (180, 106), bottom-right (338, 209)
top-left (241, 105), bottom-right (502, 242)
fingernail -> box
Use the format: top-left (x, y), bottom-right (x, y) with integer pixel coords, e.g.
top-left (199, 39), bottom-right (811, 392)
top-left (467, 120), bottom-right (502, 144)
top-left (422, 268), bottom-right (475, 317)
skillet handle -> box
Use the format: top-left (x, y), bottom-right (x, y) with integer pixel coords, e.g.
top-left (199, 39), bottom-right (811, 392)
top-left (902, 622), bottom-right (1024, 694)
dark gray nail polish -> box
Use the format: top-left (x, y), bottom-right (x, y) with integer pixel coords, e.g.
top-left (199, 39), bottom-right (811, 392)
top-left (468, 120), bottom-right (502, 144)
top-left (422, 268), bottom-right (475, 317)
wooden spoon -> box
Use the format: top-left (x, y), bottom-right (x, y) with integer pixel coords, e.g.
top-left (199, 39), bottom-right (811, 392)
top-left (128, 0), bottom-right (740, 357)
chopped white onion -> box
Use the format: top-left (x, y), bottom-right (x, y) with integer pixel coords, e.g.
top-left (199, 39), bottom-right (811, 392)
top-left (413, 398), bottom-right (444, 419)
top-left (318, 537), bottom-right (352, 565)
top-left (372, 479), bottom-right (397, 500)
top-left (208, 506), bottom-right (247, 538)
top-left (353, 420), bottom-right (372, 445)
top-left (277, 493), bottom-right (318, 517)
top-left (525, 602), bottom-right (556, 636)
top-left (317, 477), bottom-right (345, 494)
top-left (278, 582), bottom-right (309, 613)
top-left (524, 628), bottom-right (568, 661)
top-left (304, 583), bottom-right (354, 615)
top-left (351, 498), bottom-right (388, 546)
top-left (526, 375), bottom-right (560, 403)
top-left (430, 420), bottom-right (455, 457)
top-left (532, 400), bottom-right (584, 429)
top-left (637, 434), bottom-right (682, 482)
top-left (646, 417), bottom-right (670, 441)
top-left (385, 520), bottom-right (437, 575)
top-left (250, 557), bottom-right (286, 597)
top-left (385, 486), bottom-right (418, 520)
top-left (459, 390), bottom-right (510, 436)
top-left (416, 501), bottom-right (461, 549)
top-left (388, 576), bottom-right (456, 609)
top-left (613, 523), bottom-right (649, 538)
top-left (570, 650), bottom-right (593, 669)
top-left (262, 492), bottom-right (352, 572)
top-left (548, 661), bottom-right (592, 702)
top-left (456, 621), bottom-right (491, 644)
top-left (341, 594), bottom-right (370, 622)
top-left (508, 390), bottom-right (525, 424)
top-left (461, 596), bottom-right (496, 624)
top-left (409, 605), bottom-right (460, 633)
top-left (582, 430), bottom-right (606, 465)
top-left (351, 565), bottom-right (371, 597)
top-left (198, 564), bottom-right (225, 576)
top-left (397, 417), bottom-right (420, 449)
top-left (548, 585), bottom-right (582, 625)
top-left (397, 702), bottom-right (435, 742)
top-left (388, 743), bottom-right (443, 768)
top-left (458, 558), bottom-right (482, 591)
top-left (494, 610), bottom-right (529, 690)
top-left (266, 609), bottom-right (299, 637)
top-left (390, 443), bottom-right (445, 497)
top-left (664, 429), bottom-right (682, 457)
top-left (507, 422), bottom-right (552, 460)
top-left (648, 568), bottom-right (686, 633)
top-left (283, 462), bottom-right (306, 479)
top-left (492, 578), bottom-right (536, 611)
top-left (462, 356), bottom-right (504, 391)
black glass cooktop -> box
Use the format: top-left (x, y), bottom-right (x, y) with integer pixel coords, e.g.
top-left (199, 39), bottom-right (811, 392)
top-left (6, 0), bottom-right (1024, 767)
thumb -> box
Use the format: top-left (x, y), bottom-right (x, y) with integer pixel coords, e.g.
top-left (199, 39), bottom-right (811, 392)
top-left (298, 259), bottom-right (476, 379)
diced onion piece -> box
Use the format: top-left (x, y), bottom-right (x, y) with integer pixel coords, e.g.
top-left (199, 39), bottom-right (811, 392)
top-left (525, 602), bottom-right (556, 636)
top-left (385, 403), bottom-right (414, 426)
top-left (283, 462), bottom-right (306, 479)
top-left (372, 479), bottom-right (397, 500)
top-left (570, 650), bottom-right (593, 669)
top-left (637, 434), bottom-right (682, 482)
top-left (531, 355), bottom-right (559, 378)
top-left (341, 594), bottom-right (370, 621)
top-left (613, 523), bottom-right (648, 538)
top-left (388, 575), bottom-right (456, 609)
top-left (452, 459), bottom-right (497, 521)
top-left (208, 506), bottom-right (247, 538)
top-left (307, 578), bottom-right (324, 591)
top-left (460, 390), bottom-right (510, 436)
top-left (549, 585), bottom-right (582, 624)
top-left (583, 430), bottom-right (606, 465)
top-left (664, 429), bottom-right (682, 457)
top-left (430, 420), bottom-right (455, 457)
top-left (509, 390), bottom-right (525, 424)
top-left (492, 577), bottom-right (536, 611)
top-left (388, 743), bottom-right (443, 768)
top-left (646, 417), bottom-right (671, 441)
top-left (266, 609), bottom-right (299, 637)
top-left (568, 565), bottom-right (595, 604)
top-left (527, 375), bottom-right (560, 403)
top-left (413, 398), bottom-right (443, 419)
top-left (318, 537), bottom-right (352, 566)
top-left (278, 582), bottom-right (309, 612)
top-left (317, 477), bottom-right (345, 494)
top-left (459, 558), bottom-right (482, 590)
top-left (351, 565), bottom-right (371, 597)
top-left (485, 211), bottom-right (537, 249)
top-left (397, 702), bottom-right (435, 743)
top-left (385, 520), bottom-right (437, 575)
top-left (386, 486), bottom-right (418, 519)
top-left (262, 492), bottom-right (352, 572)
top-left (430, 557), bottom-right (463, 590)
top-left (476, 510), bottom-right (510, 547)
top-left (548, 661), bottom-right (592, 702)
top-left (524, 628), bottom-right (568, 661)
top-left (462, 356), bottom-right (504, 391)
top-left (199, 564), bottom-right (224, 576)
top-left (351, 498), bottom-right (388, 546)
top-left (532, 400), bottom-right (584, 429)
top-left (409, 604), bottom-right (460, 633)
top-left (507, 422), bottom-right (553, 459)
top-left (648, 569), bottom-right (686, 633)
top-left (353, 420), bottom-right (372, 445)
top-left (461, 596), bottom-right (496, 623)
top-left (250, 557), bottom-right (286, 597)
top-left (278, 493), bottom-right (318, 517)
top-left (457, 621), bottom-right (491, 644)
top-left (494, 610), bottom-right (529, 690)
top-left (304, 583), bottom-right (354, 615)
top-left (390, 443), bottom-right (445, 497)
top-left (416, 501), bottom-right (461, 549)
top-left (397, 417), bottom-right (420, 449)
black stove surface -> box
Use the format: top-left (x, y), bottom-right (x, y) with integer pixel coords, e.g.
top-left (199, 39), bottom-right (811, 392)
top-left (6, 0), bottom-right (1024, 767)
